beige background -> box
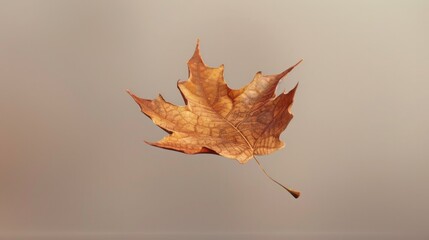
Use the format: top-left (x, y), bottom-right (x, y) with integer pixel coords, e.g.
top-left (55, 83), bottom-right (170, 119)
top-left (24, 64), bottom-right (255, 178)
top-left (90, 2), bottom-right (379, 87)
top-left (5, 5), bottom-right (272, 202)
top-left (1, 0), bottom-right (428, 239)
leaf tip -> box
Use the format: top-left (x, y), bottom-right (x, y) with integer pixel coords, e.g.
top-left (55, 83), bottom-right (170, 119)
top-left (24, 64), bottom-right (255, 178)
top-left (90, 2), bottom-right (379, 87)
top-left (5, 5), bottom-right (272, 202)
top-left (282, 81), bottom-right (298, 94)
top-left (144, 140), bottom-right (156, 146)
top-left (293, 82), bottom-right (299, 93)
top-left (188, 39), bottom-right (204, 65)
top-left (126, 89), bottom-right (135, 97)
top-left (194, 38), bottom-right (201, 56)
top-left (127, 89), bottom-right (139, 102)
top-left (157, 93), bottom-right (164, 100)
top-left (277, 59), bottom-right (303, 80)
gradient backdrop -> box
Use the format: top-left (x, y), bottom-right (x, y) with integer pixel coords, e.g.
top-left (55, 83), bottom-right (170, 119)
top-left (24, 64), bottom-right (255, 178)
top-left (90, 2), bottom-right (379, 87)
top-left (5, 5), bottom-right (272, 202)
top-left (1, 0), bottom-right (428, 239)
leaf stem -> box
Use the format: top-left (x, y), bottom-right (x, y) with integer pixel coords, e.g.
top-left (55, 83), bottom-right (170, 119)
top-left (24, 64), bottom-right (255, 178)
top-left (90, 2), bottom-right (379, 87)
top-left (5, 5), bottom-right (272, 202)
top-left (253, 156), bottom-right (300, 199)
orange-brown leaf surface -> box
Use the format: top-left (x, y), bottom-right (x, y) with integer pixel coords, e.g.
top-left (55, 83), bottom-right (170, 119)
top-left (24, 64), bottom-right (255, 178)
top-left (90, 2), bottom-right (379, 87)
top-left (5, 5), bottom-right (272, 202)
top-left (128, 41), bottom-right (301, 164)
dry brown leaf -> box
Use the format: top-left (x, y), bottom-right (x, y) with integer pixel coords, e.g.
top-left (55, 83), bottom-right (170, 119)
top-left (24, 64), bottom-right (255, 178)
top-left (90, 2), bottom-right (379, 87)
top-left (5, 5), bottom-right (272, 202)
top-left (128, 40), bottom-right (301, 198)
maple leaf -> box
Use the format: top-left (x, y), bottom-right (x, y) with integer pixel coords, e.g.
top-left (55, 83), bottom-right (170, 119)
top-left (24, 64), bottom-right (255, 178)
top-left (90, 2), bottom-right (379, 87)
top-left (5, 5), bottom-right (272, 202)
top-left (128, 40), bottom-right (301, 198)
